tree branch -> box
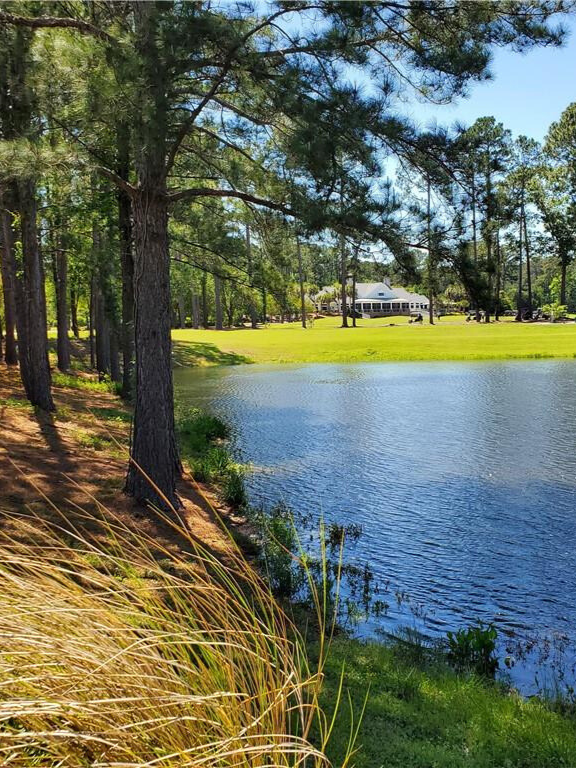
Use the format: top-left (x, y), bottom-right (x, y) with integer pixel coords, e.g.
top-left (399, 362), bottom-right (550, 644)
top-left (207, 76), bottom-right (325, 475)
top-left (0, 10), bottom-right (116, 44)
top-left (166, 186), bottom-right (293, 215)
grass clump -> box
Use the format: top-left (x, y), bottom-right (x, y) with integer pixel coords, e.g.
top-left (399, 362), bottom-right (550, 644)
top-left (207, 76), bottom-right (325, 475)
top-left (52, 371), bottom-right (116, 393)
top-left (176, 408), bottom-right (247, 507)
top-left (0, 504), bottom-right (342, 767)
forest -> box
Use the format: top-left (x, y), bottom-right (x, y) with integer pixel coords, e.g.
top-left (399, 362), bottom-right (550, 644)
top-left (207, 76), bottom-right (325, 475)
top-left (2, 3), bottom-right (576, 766)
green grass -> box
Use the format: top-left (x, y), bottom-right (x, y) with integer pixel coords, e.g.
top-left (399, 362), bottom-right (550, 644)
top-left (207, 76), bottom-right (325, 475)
top-left (319, 638), bottom-right (576, 768)
top-left (172, 315), bottom-right (576, 366)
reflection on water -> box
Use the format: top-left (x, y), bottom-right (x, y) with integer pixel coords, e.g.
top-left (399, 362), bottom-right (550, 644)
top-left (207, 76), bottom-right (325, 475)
top-left (175, 360), bottom-right (576, 691)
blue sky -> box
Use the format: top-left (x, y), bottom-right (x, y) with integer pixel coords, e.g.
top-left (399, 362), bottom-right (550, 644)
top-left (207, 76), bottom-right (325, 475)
top-left (405, 16), bottom-right (576, 142)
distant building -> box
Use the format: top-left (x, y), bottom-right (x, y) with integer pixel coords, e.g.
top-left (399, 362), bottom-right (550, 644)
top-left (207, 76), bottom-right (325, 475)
top-left (314, 279), bottom-right (429, 317)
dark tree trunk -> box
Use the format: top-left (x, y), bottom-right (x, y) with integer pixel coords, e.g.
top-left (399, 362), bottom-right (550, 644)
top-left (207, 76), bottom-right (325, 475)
top-left (70, 282), bottom-right (80, 338)
top-left (118, 169), bottom-right (135, 398)
top-left (54, 240), bottom-right (71, 371)
top-left (262, 287), bottom-right (267, 324)
top-left (494, 226), bottom-right (502, 321)
top-left (296, 236), bottom-right (307, 329)
top-left (523, 209), bottom-right (533, 315)
top-left (95, 286), bottom-right (111, 376)
top-left (245, 222), bottom-right (258, 329)
top-left (89, 274), bottom-right (96, 369)
top-left (15, 178), bottom-right (54, 411)
top-left (110, 327), bottom-right (121, 383)
top-left (124, 190), bottom-right (181, 509)
top-left (201, 271), bottom-right (208, 328)
top-left (191, 292), bottom-right (200, 329)
top-left (178, 294), bottom-right (186, 328)
top-left (340, 232), bottom-right (348, 328)
top-left (426, 175), bottom-right (434, 325)
top-left (516, 192), bottom-right (524, 321)
top-left (0, 207), bottom-right (19, 365)
top-left (214, 274), bottom-right (223, 330)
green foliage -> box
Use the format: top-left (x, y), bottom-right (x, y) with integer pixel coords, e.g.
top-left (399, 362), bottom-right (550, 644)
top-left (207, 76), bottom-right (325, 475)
top-left (176, 408), bottom-right (246, 508)
top-left (320, 638), bottom-right (576, 768)
top-left (543, 301), bottom-right (568, 322)
top-left (446, 621), bottom-right (499, 678)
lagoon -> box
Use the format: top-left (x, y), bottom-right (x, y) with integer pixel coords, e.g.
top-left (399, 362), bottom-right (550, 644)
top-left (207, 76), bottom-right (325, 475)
top-left (175, 360), bottom-right (576, 692)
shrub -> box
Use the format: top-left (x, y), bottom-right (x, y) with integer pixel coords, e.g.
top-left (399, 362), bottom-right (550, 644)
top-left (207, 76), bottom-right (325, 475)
top-left (446, 621), bottom-right (499, 677)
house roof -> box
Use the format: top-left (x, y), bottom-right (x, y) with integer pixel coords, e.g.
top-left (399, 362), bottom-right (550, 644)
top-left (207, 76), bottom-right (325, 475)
top-left (314, 282), bottom-right (428, 304)
top-left (354, 283), bottom-right (428, 303)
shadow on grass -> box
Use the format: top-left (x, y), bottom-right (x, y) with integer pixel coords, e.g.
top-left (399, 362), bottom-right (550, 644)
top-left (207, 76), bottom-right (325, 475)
top-left (172, 340), bottom-right (252, 368)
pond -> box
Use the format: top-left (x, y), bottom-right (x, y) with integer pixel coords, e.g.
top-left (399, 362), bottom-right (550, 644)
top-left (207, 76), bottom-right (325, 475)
top-left (174, 360), bottom-right (576, 693)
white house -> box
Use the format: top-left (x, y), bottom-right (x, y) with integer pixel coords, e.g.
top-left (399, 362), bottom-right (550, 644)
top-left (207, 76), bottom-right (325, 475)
top-left (314, 279), bottom-right (429, 317)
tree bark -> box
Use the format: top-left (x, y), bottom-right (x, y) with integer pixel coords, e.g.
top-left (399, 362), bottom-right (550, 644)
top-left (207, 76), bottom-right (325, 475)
top-left (70, 282), bottom-right (80, 338)
top-left (245, 222), bottom-right (258, 328)
top-left (117, 122), bottom-right (135, 398)
top-left (296, 236), bottom-right (306, 329)
top-left (124, 190), bottom-right (181, 509)
top-left (523, 208), bottom-right (533, 315)
top-left (15, 178), bottom-right (54, 411)
top-left (191, 292), bottom-right (200, 329)
top-left (201, 271), bottom-right (208, 328)
top-left (516, 190), bottom-right (524, 321)
top-left (214, 274), bottom-right (223, 330)
top-left (0, 206), bottom-right (19, 365)
top-left (95, 285), bottom-right (111, 376)
top-left (54, 238), bottom-right (71, 371)
top-left (340, 230), bottom-right (348, 328)
top-left (494, 225), bottom-right (502, 321)
top-left (426, 175), bottom-right (434, 325)
top-left (89, 273), bottom-right (96, 369)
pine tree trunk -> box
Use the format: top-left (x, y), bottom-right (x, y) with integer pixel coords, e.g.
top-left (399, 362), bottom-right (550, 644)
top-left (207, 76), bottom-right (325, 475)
top-left (54, 242), bottom-right (71, 371)
top-left (214, 274), bottom-right (223, 330)
top-left (0, 207), bottom-right (19, 365)
top-left (340, 232), bottom-right (348, 328)
top-left (95, 287), bottom-right (111, 377)
top-left (494, 226), bottom-right (502, 321)
top-left (201, 272), bottom-right (208, 328)
top-left (16, 178), bottom-right (54, 411)
top-left (516, 194), bottom-right (524, 321)
top-left (119, 187), bottom-right (134, 398)
top-left (426, 175), bottom-right (434, 325)
top-left (89, 274), bottom-right (96, 369)
top-left (124, 189), bottom-right (181, 509)
top-left (70, 283), bottom-right (80, 338)
top-left (297, 236), bottom-right (307, 329)
top-left (191, 292), bottom-right (200, 329)
top-left (523, 209), bottom-right (533, 315)
top-left (245, 222), bottom-right (258, 328)
top-left (110, 328), bottom-right (121, 383)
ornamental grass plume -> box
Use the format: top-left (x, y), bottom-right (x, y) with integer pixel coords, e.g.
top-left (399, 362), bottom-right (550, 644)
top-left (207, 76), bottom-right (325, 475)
top-left (0, 477), bottom-right (348, 767)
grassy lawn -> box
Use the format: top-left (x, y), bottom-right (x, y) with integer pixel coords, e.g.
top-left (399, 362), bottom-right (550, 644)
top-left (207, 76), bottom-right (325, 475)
top-left (320, 639), bottom-right (576, 768)
top-left (172, 315), bottom-right (576, 366)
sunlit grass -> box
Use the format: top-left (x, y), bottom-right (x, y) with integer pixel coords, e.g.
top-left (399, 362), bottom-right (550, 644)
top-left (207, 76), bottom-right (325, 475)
top-left (172, 315), bottom-right (576, 365)
top-left (0, 495), bottom-right (345, 767)
top-left (320, 639), bottom-right (576, 768)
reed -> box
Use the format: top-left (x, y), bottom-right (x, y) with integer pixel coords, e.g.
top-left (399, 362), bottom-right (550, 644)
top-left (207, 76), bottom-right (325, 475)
top-left (0, 484), bottom-right (347, 767)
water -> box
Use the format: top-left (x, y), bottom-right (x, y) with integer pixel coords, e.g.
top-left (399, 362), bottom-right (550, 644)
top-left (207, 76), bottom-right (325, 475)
top-left (174, 360), bottom-right (576, 692)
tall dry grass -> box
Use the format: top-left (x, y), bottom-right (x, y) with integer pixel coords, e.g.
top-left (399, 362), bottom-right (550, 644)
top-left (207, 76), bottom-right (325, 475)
top-left (0, 483), bottom-right (348, 767)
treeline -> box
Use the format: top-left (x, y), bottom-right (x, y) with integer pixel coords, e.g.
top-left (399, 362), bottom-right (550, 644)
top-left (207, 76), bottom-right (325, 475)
top-left (0, 1), bottom-right (574, 509)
